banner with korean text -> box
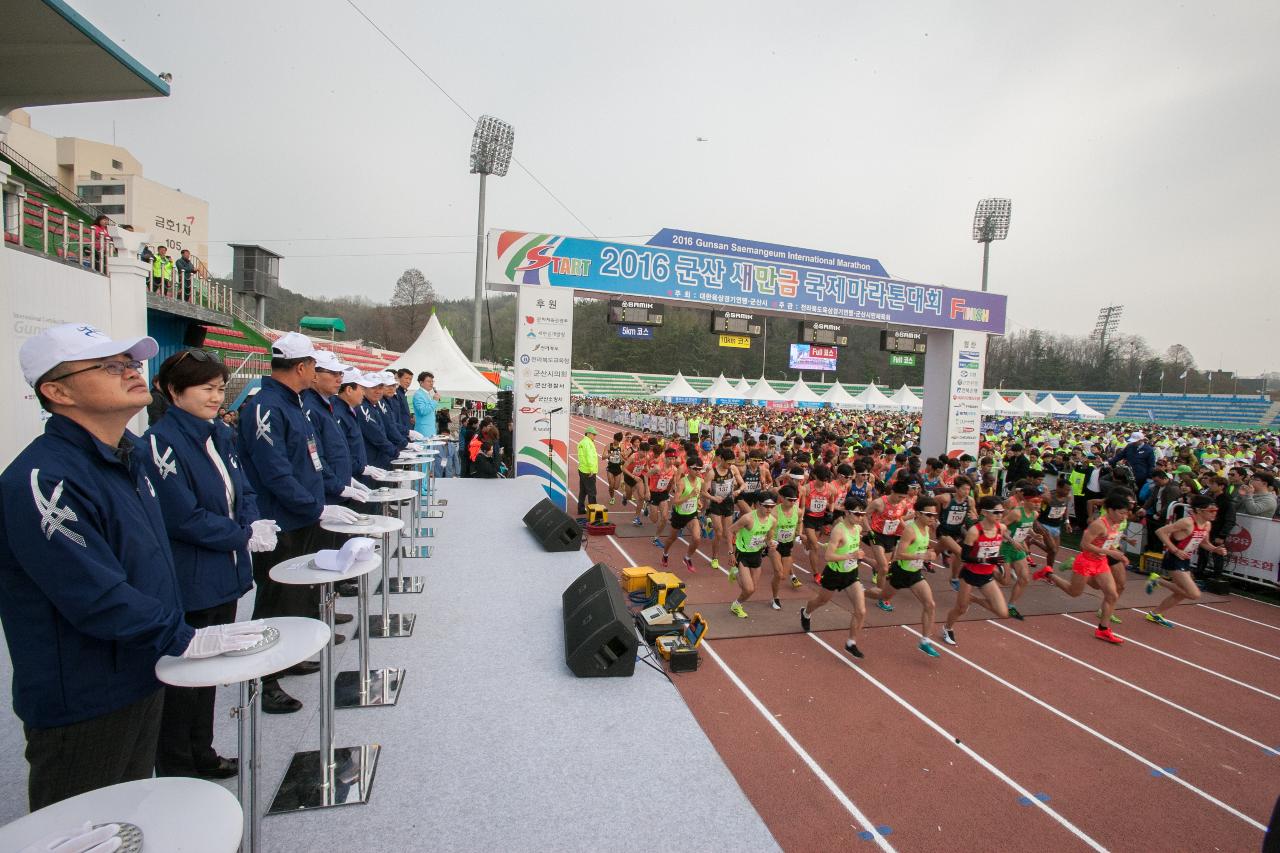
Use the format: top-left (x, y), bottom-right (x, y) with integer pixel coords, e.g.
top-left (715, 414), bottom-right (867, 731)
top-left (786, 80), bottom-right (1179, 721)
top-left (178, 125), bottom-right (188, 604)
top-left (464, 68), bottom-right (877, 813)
top-left (512, 287), bottom-right (572, 508)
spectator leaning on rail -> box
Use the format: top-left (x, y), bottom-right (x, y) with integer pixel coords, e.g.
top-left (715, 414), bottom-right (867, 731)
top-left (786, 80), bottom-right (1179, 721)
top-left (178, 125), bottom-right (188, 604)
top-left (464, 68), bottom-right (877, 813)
top-left (1235, 471), bottom-right (1278, 518)
top-left (1111, 431), bottom-right (1156, 487)
top-left (150, 244), bottom-right (174, 293)
top-left (0, 324), bottom-right (267, 811)
top-left (175, 248), bottom-right (197, 301)
top-left (142, 348), bottom-right (279, 781)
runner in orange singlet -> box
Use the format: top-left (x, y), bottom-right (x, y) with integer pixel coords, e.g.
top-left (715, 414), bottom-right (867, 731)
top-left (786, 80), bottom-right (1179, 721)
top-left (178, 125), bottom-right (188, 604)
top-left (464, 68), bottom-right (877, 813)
top-left (1033, 491), bottom-right (1128, 644)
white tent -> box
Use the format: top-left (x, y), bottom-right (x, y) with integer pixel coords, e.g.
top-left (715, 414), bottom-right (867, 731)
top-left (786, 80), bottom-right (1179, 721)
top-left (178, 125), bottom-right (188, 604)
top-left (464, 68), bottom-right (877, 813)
top-left (734, 377), bottom-right (753, 395)
top-left (1065, 394), bottom-right (1106, 420)
top-left (783, 379), bottom-right (824, 405)
top-left (819, 381), bottom-right (861, 408)
top-left (651, 372), bottom-right (700, 400)
top-left (1006, 392), bottom-right (1045, 416)
top-left (387, 313), bottom-right (497, 401)
top-left (851, 383), bottom-right (895, 410)
top-left (745, 377), bottom-right (785, 401)
top-left (889, 384), bottom-right (923, 410)
top-left (1038, 393), bottom-right (1072, 415)
top-left (700, 374), bottom-right (742, 400)
top-left (982, 391), bottom-right (1019, 415)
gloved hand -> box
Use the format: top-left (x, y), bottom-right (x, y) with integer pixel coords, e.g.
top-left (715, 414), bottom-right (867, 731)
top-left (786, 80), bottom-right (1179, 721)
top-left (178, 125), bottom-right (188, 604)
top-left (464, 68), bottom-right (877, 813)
top-left (320, 505), bottom-right (361, 525)
top-left (363, 465), bottom-right (388, 478)
top-left (247, 519), bottom-right (280, 553)
top-left (409, 429), bottom-right (426, 441)
top-left (182, 621), bottom-right (267, 659)
top-left (20, 821), bottom-right (123, 853)
top-left (341, 483), bottom-right (372, 501)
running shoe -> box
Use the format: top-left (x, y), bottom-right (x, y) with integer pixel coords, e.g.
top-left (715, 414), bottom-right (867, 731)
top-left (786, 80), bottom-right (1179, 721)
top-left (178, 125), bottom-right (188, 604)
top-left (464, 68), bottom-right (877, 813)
top-left (941, 627), bottom-right (958, 647)
top-left (790, 575), bottom-right (803, 589)
top-left (1008, 605), bottom-right (1024, 621)
top-left (871, 570), bottom-right (879, 585)
top-left (710, 558), bottom-right (720, 570)
top-left (1096, 609), bottom-right (1122, 624)
top-left (683, 556), bottom-right (695, 573)
top-left (1145, 572), bottom-right (1161, 595)
top-left (1146, 612), bottom-right (1175, 628)
top-left (1032, 565), bottom-right (1054, 582)
top-left (609, 496), bottom-right (616, 506)
top-left (1094, 626), bottom-right (1124, 644)
top-left (800, 608), bottom-right (811, 633)
top-left (730, 602), bottom-right (747, 619)
top-left (652, 537), bottom-right (663, 548)
top-left (845, 641), bottom-right (865, 659)
top-left (950, 578), bottom-right (960, 592)
top-left (876, 600), bottom-right (894, 612)
top-left (642, 506), bottom-right (649, 518)
top-left (919, 639), bottom-right (941, 658)
top-left (661, 553), bottom-right (669, 568)
top-left (728, 565), bottom-right (739, 583)
top-left (771, 598), bottom-right (782, 610)
top-left (631, 517), bottom-right (643, 527)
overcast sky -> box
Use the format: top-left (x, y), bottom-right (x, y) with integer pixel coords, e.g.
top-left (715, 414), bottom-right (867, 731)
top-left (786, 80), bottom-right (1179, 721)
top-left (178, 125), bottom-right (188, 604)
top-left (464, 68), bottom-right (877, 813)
top-left (27, 0), bottom-right (1280, 375)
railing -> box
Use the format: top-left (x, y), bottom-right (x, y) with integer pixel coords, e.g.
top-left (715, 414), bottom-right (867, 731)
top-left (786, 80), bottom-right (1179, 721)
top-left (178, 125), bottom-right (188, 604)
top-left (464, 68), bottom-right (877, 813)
top-left (147, 265), bottom-right (234, 315)
top-left (227, 298), bottom-right (274, 340)
top-left (4, 196), bottom-right (110, 275)
top-left (0, 140), bottom-right (108, 219)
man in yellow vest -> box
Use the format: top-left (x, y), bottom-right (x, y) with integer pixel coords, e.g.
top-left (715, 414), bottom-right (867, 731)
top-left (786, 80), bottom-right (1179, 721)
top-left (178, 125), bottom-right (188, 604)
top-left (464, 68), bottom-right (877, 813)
top-left (150, 245), bottom-right (174, 294)
top-left (576, 426), bottom-right (599, 515)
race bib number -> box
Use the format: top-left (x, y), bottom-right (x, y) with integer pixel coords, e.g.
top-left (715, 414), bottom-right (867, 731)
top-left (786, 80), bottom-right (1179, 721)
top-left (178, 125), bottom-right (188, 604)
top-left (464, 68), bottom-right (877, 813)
top-left (777, 527), bottom-right (796, 543)
top-left (882, 518), bottom-right (900, 534)
top-left (656, 476), bottom-right (672, 491)
top-left (977, 542), bottom-right (1000, 560)
top-left (810, 497), bottom-right (828, 512)
top-left (713, 481), bottom-right (732, 497)
top-left (946, 506), bottom-right (967, 525)
top-left (841, 558), bottom-right (858, 572)
top-left (307, 437), bottom-right (324, 472)
top-left (678, 497), bottom-right (698, 514)
top-left (749, 534), bottom-right (766, 550)
top-left (1013, 526), bottom-right (1030, 543)
top-left (1103, 533), bottom-right (1121, 550)
top-left (908, 559), bottom-right (925, 571)
top-left (1048, 505), bottom-right (1066, 519)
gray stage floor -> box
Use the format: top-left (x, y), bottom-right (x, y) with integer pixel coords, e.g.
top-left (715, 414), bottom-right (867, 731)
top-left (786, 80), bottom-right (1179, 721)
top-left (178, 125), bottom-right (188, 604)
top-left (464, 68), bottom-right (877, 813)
top-left (0, 476), bottom-right (777, 852)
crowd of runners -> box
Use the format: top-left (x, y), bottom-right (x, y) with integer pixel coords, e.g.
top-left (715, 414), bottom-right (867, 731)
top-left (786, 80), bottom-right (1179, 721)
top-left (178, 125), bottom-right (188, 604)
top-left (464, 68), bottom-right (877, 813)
top-left (576, 398), bottom-right (1279, 660)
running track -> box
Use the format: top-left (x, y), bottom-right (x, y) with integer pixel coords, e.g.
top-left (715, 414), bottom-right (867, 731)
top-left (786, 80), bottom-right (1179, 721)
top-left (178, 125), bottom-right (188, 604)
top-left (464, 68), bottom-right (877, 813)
top-left (567, 414), bottom-right (1280, 851)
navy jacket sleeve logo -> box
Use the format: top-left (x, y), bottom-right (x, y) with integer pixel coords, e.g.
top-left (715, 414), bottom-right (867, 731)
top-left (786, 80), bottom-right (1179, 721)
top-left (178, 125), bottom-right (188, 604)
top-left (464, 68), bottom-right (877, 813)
top-left (149, 435), bottom-right (178, 480)
top-left (30, 469), bottom-right (87, 548)
top-left (255, 405), bottom-right (274, 446)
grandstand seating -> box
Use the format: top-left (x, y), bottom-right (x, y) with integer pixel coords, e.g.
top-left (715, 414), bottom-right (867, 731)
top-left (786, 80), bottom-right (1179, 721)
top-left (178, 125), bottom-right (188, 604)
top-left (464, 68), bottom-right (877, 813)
top-left (1113, 393), bottom-right (1272, 427)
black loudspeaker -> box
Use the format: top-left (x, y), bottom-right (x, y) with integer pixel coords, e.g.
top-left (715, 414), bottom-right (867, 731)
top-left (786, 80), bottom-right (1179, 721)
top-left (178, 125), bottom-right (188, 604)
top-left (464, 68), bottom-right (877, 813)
top-left (523, 498), bottom-right (583, 552)
top-left (183, 324), bottom-right (208, 348)
top-left (562, 563), bottom-right (637, 678)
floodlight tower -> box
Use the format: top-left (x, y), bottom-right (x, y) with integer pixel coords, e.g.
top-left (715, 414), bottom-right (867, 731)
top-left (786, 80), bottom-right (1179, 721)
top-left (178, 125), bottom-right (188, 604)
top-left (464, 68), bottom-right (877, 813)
top-left (972, 198), bottom-right (1012, 292)
top-left (1092, 304), bottom-right (1124, 356)
top-left (470, 115), bottom-right (515, 361)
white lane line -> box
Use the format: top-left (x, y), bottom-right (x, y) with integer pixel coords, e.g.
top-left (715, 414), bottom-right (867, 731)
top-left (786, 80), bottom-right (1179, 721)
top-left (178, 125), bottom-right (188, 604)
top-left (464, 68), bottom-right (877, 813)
top-left (988, 620), bottom-right (1279, 754)
top-left (1062, 614), bottom-right (1280, 702)
top-left (808, 634), bottom-right (1108, 852)
top-left (1233, 594), bottom-right (1280, 610)
top-left (899, 625), bottom-right (1268, 832)
top-left (1129, 609), bottom-right (1280, 662)
top-left (1195, 603), bottom-right (1280, 633)
top-left (605, 534), bottom-right (895, 851)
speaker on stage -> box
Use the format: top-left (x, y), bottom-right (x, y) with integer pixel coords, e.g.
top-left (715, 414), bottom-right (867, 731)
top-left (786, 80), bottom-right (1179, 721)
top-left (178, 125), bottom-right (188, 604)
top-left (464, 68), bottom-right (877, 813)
top-left (563, 563), bottom-right (636, 678)
top-left (523, 497), bottom-right (582, 552)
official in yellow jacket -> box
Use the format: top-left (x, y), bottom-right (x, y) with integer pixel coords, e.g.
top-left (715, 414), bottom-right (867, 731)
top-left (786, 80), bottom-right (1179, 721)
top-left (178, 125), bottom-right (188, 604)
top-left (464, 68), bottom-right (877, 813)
top-left (577, 426), bottom-right (599, 514)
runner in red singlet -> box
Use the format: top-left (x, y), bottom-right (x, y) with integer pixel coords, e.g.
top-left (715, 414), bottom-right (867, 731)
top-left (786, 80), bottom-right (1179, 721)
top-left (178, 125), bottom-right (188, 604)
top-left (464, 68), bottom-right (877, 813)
top-left (865, 480), bottom-right (914, 610)
top-left (940, 494), bottom-right (1011, 647)
top-left (799, 465), bottom-right (836, 580)
top-left (1033, 491), bottom-right (1128, 643)
top-left (1147, 494), bottom-right (1225, 627)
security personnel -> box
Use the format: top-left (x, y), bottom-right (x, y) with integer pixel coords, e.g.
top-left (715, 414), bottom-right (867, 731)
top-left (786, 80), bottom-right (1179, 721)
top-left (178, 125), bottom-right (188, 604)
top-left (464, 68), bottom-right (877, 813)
top-left (377, 373), bottom-right (411, 449)
top-left (358, 374), bottom-right (399, 469)
top-left (238, 332), bottom-right (359, 713)
top-left (0, 324), bottom-right (265, 810)
top-left (577, 426), bottom-right (599, 514)
top-left (150, 245), bottom-right (175, 292)
top-left (143, 348), bottom-right (271, 779)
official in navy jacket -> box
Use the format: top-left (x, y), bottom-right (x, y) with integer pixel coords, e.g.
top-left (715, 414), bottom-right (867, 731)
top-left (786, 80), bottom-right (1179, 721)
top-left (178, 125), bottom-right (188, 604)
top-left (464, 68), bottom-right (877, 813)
top-left (0, 325), bottom-right (200, 810)
top-left (378, 376), bottom-right (409, 449)
top-left (302, 354), bottom-right (353, 503)
top-left (143, 349), bottom-right (265, 778)
top-left (332, 372), bottom-right (371, 483)
top-left (393, 368), bottom-right (413, 429)
top-left (359, 380), bottom-right (399, 468)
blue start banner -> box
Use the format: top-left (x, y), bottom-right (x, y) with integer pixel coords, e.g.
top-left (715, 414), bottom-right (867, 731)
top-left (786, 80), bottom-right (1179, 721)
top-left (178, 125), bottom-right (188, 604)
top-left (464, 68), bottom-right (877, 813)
top-left (646, 228), bottom-right (889, 279)
top-left (488, 230), bottom-right (1006, 335)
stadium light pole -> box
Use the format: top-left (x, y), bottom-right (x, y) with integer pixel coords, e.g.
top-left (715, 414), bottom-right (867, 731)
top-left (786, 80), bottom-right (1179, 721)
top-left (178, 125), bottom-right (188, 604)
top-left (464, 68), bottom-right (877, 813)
top-left (1091, 304), bottom-right (1124, 359)
top-left (469, 115), bottom-right (514, 362)
top-left (972, 198), bottom-right (1012, 292)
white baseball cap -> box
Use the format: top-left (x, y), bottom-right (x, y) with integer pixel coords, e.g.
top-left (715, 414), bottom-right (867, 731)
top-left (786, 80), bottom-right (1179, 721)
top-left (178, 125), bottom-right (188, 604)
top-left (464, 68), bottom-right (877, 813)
top-left (343, 368), bottom-right (381, 388)
top-left (314, 350), bottom-right (348, 372)
top-left (360, 372), bottom-right (386, 388)
top-left (1128, 431), bottom-right (1145, 443)
top-left (271, 332), bottom-right (318, 360)
top-left (20, 323), bottom-right (158, 387)
top-left (379, 371), bottom-right (397, 385)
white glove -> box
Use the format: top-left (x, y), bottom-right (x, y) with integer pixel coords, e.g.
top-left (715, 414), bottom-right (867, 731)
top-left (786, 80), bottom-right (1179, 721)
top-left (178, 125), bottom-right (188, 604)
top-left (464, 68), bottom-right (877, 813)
top-left (182, 621), bottom-right (267, 659)
top-left (363, 465), bottom-right (388, 478)
top-left (409, 429), bottom-right (426, 441)
top-left (20, 821), bottom-right (123, 853)
top-left (341, 483), bottom-right (372, 501)
top-left (248, 519), bottom-right (280, 553)
top-left (320, 504), bottom-right (360, 525)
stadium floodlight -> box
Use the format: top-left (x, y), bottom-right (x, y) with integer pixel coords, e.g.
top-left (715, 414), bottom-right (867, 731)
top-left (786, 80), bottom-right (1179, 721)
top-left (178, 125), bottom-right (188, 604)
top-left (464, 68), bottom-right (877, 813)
top-left (470, 115), bottom-right (515, 361)
top-left (1091, 304), bottom-right (1123, 355)
top-left (972, 198), bottom-right (1012, 292)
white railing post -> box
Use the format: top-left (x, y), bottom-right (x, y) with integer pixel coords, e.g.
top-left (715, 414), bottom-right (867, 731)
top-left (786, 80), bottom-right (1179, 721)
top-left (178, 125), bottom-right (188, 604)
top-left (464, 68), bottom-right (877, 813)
top-left (41, 204), bottom-right (49, 253)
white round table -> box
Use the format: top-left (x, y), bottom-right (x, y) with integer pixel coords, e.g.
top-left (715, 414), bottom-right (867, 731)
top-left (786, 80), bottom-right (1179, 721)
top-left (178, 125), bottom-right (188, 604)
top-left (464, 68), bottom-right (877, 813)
top-left (155, 617), bottom-right (329, 853)
top-left (0, 777), bottom-right (241, 852)
top-left (322, 514), bottom-right (413, 642)
top-left (266, 554), bottom-right (384, 814)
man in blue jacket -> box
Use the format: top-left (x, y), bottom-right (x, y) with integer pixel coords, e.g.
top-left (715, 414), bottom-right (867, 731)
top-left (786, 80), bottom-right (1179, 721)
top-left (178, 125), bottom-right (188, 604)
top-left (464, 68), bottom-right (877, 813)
top-left (359, 374), bottom-right (400, 469)
top-left (1110, 431), bottom-right (1156, 488)
top-left (0, 324), bottom-right (266, 809)
top-left (238, 332), bottom-right (359, 713)
top-left (377, 372), bottom-right (411, 449)
top-left (394, 368), bottom-right (414, 431)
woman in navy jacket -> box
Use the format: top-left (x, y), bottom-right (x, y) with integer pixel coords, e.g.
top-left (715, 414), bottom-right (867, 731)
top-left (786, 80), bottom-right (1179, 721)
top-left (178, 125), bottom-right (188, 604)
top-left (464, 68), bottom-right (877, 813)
top-left (142, 349), bottom-right (266, 779)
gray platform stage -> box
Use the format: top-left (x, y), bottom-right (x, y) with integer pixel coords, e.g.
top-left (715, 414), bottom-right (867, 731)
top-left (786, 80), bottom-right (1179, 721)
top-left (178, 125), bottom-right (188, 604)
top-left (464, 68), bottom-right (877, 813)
top-left (0, 476), bottom-right (777, 852)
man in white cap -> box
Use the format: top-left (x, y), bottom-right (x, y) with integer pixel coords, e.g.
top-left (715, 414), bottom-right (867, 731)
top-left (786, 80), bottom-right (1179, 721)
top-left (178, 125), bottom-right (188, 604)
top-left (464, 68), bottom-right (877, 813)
top-left (238, 332), bottom-right (361, 713)
top-left (377, 371), bottom-right (411, 448)
top-left (358, 372), bottom-right (401, 469)
top-left (1111, 430), bottom-right (1155, 488)
top-left (0, 323), bottom-right (266, 810)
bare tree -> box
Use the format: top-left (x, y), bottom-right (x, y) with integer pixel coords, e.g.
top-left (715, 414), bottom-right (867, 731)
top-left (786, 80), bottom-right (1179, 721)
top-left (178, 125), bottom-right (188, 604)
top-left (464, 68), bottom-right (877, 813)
top-left (389, 268), bottom-right (436, 350)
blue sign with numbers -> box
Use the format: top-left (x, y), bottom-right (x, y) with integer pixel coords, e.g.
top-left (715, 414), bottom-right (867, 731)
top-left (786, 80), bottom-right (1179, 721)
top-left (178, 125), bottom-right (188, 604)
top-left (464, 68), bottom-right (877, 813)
top-left (488, 230), bottom-right (1006, 335)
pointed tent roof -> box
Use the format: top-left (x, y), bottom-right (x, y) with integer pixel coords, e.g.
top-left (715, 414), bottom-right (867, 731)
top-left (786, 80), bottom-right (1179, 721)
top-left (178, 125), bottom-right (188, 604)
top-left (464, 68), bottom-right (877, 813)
top-left (745, 377), bottom-right (785, 401)
top-left (783, 378), bottom-right (824, 404)
top-left (819, 381), bottom-right (861, 408)
top-left (1038, 393), bottom-right (1072, 415)
top-left (734, 377), bottom-right (753, 395)
top-left (386, 314), bottom-right (497, 401)
top-left (651, 372), bottom-right (700, 399)
top-left (1065, 394), bottom-right (1105, 420)
top-left (700, 374), bottom-right (742, 400)
top-left (1006, 391), bottom-right (1044, 416)
top-left (889, 384), bottom-right (923, 409)
top-left (982, 391), bottom-right (1019, 415)
top-left (852, 383), bottom-right (895, 409)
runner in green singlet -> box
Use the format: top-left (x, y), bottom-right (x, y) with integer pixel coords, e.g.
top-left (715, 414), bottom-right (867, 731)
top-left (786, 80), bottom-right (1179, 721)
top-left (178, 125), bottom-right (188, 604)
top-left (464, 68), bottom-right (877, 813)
top-left (659, 458), bottom-right (705, 574)
top-left (728, 492), bottom-right (777, 618)
top-left (999, 485), bottom-right (1042, 620)
top-left (800, 505), bottom-right (868, 659)
top-left (767, 485), bottom-right (802, 610)
top-left (887, 497), bottom-right (942, 657)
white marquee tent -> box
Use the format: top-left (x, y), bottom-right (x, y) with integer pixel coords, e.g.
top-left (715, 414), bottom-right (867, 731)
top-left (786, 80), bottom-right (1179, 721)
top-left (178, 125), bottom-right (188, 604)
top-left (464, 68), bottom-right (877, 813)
top-left (651, 372), bottom-right (700, 400)
top-left (982, 391), bottom-right (1019, 415)
top-left (386, 313), bottom-right (497, 401)
top-left (889, 385), bottom-right (923, 410)
top-left (1065, 395), bottom-right (1106, 420)
top-left (819, 381), bottom-right (861, 408)
top-left (783, 379), bottom-right (824, 405)
top-left (734, 377), bottom-right (753, 395)
top-left (745, 377), bottom-right (785, 402)
top-left (851, 383), bottom-right (895, 410)
top-left (1038, 393), bottom-right (1072, 415)
top-left (700, 374), bottom-right (742, 400)
top-left (1006, 392), bottom-right (1045, 416)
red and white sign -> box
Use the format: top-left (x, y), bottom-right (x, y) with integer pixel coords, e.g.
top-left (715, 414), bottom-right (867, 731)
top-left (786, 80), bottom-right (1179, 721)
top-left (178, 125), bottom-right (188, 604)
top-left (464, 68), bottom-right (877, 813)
top-left (1223, 513), bottom-right (1279, 587)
